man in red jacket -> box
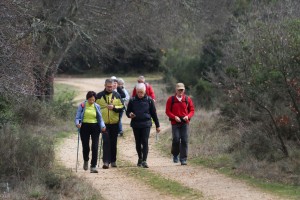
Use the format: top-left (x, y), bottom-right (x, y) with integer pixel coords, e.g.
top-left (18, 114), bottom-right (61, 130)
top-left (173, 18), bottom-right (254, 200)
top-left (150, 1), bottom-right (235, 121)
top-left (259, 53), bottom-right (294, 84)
top-left (165, 83), bottom-right (195, 165)
top-left (132, 75), bottom-right (156, 101)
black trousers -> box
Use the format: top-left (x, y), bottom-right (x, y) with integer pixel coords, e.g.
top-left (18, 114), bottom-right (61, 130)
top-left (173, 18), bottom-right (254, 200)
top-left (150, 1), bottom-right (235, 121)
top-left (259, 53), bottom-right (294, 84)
top-left (80, 123), bottom-right (100, 167)
top-left (132, 127), bottom-right (151, 161)
top-left (102, 124), bottom-right (119, 163)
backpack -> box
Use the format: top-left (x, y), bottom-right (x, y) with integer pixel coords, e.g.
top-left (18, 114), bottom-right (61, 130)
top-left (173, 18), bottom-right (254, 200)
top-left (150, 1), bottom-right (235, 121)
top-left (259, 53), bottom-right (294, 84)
top-left (170, 96), bottom-right (189, 112)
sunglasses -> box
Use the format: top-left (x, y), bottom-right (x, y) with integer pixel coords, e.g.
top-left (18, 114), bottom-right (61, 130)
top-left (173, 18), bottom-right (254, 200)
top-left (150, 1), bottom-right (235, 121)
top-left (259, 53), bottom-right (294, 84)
top-left (177, 89), bottom-right (184, 92)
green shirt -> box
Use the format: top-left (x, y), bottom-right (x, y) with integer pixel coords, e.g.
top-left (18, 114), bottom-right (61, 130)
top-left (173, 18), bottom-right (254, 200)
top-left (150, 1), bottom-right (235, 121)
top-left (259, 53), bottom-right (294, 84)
top-left (83, 103), bottom-right (97, 123)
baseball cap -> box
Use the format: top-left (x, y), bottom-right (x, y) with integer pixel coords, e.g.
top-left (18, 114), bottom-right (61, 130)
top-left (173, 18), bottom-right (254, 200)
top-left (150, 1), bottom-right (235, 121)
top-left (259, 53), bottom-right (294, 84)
top-left (176, 83), bottom-right (185, 90)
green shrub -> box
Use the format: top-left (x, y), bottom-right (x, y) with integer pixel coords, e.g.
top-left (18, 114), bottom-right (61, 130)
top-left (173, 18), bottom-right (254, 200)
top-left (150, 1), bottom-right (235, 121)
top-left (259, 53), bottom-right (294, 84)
top-left (0, 125), bottom-right (54, 178)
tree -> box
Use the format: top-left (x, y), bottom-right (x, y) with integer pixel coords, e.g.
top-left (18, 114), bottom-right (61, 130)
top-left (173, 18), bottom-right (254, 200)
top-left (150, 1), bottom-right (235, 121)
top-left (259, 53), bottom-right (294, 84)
top-left (222, 0), bottom-right (300, 157)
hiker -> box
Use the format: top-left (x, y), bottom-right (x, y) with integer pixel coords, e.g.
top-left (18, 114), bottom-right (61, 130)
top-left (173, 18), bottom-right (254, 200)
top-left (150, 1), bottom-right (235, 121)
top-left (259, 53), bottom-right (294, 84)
top-left (96, 79), bottom-right (124, 169)
top-left (75, 91), bottom-right (106, 173)
top-left (126, 83), bottom-right (160, 168)
top-left (132, 75), bottom-right (156, 101)
top-left (111, 76), bottom-right (126, 99)
top-left (117, 78), bottom-right (130, 136)
top-left (165, 83), bottom-right (195, 165)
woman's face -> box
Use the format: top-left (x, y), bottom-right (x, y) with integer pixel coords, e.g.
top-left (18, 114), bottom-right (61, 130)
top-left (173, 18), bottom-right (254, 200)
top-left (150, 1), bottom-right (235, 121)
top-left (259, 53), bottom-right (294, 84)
top-left (136, 89), bottom-right (145, 99)
top-left (87, 96), bottom-right (95, 104)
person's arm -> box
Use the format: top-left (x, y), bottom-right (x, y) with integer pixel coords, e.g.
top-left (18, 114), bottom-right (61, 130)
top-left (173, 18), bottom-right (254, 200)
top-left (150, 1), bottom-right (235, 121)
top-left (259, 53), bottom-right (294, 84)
top-left (132, 87), bottom-right (136, 97)
top-left (124, 89), bottom-right (130, 102)
top-left (112, 93), bottom-right (124, 113)
top-left (117, 87), bottom-right (126, 98)
top-left (150, 99), bottom-right (160, 128)
top-left (165, 97), bottom-right (175, 119)
top-left (148, 84), bottom-right (156, 100)
top-left (187, 97), bottom-right (195, 119)
top-left (95, 104), bottom-right (106, 129)
top-left (75, 103), bottom-right (83, 128)
top-left (126, 99), bottom-right (133, 118)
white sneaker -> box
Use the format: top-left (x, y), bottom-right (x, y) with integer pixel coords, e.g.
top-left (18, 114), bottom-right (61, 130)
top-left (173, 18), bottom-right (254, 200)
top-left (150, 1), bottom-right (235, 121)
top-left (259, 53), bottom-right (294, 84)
top-left (90, 167), bottom-right (98, 173)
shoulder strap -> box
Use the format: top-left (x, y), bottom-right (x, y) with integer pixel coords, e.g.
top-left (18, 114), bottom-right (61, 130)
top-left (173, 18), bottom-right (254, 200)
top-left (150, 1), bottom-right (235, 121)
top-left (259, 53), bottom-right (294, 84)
top-left (170, 96), bottom-right (175, 111)
top-left (81, 102), bottom-right (85, 108)
top-left (170, 96), bottom-right (189, 112)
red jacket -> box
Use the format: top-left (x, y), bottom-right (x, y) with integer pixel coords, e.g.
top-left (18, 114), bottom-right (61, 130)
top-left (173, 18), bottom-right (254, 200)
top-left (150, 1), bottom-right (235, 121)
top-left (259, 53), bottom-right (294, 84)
top-left (165, 94), bottom-right (195, 125)
top-left (132, 83), bottom-right (156, 100)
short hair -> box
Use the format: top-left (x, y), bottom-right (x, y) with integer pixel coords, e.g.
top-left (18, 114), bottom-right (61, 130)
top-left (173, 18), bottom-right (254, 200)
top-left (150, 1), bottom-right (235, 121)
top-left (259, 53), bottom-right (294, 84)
top-left (137, 75), bottom-right (145, 82)
top-left (86, 91), bottom-right (96, 100)
top-left (136, 83), bottom-right (146, 92)
top-left (118, 78), bottom-right (125, 85)
top-left (105, 78), bottom-right (114, 85)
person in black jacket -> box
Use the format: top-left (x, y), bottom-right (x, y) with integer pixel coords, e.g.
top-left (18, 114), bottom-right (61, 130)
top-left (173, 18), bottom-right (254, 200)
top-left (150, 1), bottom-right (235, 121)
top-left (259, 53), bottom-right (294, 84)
top-left (126, 83), bottom-right (160, 168)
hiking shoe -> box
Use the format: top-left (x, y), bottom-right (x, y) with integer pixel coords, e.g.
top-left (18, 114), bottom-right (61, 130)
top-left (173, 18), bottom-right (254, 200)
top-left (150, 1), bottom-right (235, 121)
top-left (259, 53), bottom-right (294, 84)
top-left (90, 167), bottom-right (98, 173)
top-left (173, 156), bottom-right (179, 163)
top-left (119, 131), bottom-right (124, 137)
top-left (111, 162), bottom-right (117, 168)
top-left (181, 160), bottom-right (187, 165)
top-left (137, 159), bottom-right (143, 167)
top-left (83, 161), bottom-right (88, 171)
top-left (141, 161), bottom-right (149, 168)
top-left (102, 163), bottom-right (109, 169)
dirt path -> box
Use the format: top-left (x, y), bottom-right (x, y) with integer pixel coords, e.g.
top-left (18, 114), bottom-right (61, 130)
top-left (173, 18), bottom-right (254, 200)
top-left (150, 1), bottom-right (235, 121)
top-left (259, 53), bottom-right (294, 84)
top-left (55, 77), bottom-right (283, 200)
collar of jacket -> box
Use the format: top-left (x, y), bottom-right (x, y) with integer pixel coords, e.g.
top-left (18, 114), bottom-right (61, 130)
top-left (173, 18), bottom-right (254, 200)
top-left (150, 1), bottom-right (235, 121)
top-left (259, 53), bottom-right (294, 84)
top-left (104, 90), bottom-right (112, 95)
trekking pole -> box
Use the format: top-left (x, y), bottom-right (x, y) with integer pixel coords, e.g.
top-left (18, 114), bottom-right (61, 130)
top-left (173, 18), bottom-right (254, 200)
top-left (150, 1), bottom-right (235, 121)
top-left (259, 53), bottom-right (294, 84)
top-left (98, 134), bottom-right (103, 167)
top-left (155, 130), bottom-right (159, 142)
top-left (76, 127), bottom-right (80, 173)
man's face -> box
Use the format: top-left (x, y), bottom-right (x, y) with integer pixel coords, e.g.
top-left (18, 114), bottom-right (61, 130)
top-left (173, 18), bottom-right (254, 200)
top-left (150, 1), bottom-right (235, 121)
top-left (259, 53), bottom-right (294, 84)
top-left (176, 89), bottom-right (184, 97)
top-left (105, 83), bottom-right (113, 93)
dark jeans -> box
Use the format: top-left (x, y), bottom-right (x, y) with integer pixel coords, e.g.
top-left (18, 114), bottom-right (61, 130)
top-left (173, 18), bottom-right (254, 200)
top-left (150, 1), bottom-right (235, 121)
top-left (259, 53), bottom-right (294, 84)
top-left (171, 124), bottom-right (188, 161)
top-left (132, 127), bottom-right (151, 161)
top-left (102, 124), bottom-right (119, 163)
top-left (80, 123), bottom-right (100, 167)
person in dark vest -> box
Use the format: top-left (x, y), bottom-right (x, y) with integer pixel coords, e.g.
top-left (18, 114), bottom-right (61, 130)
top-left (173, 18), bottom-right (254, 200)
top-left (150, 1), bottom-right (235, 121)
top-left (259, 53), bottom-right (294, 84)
top-left (165, 83), bottom-right (195, 165)
top-left (126, 83), bottom-right (160, 168)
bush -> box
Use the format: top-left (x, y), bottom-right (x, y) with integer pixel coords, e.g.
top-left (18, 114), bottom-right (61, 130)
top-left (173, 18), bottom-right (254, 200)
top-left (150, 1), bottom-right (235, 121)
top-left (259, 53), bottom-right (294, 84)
top-left (0, 124), bottom-right (54, 178)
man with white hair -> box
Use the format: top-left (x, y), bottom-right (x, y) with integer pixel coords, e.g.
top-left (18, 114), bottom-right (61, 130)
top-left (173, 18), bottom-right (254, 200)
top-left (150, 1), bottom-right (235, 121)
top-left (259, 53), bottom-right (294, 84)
top-left (131, 75), bottom-right (156, 101)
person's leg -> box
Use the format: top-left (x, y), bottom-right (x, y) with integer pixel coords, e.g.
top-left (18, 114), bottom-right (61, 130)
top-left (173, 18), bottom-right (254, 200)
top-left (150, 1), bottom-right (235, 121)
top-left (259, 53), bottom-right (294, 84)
top-left (141, 127), bottom-right (151, 161)
top-left (118, 111), bottom-right (124, 136)
top-left (80, 123), bottom-right (90, 163)
top-left (109, 124), bottom-right (119, 163)
top-left (171, 124), bottom-right (180, 162)
top-left (102, 124), bottom-right (111, 167)
top-left (140, 127), bottom-right (150, 168)
top-left (179, 124), bottom-right (189, 164)
top-left (133, 128), bottom-right (142, 159)
top-left (90, 124), bottom-right (100, 167)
